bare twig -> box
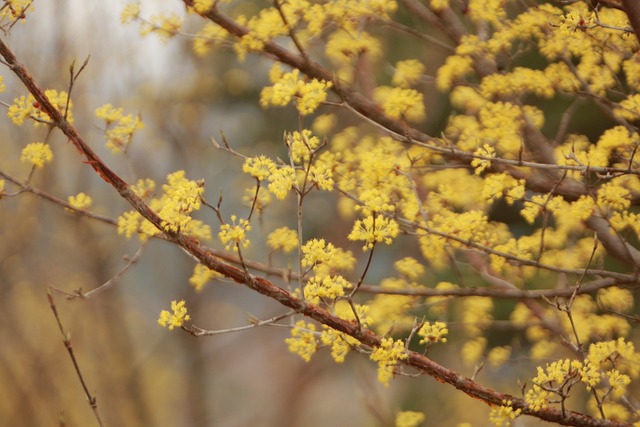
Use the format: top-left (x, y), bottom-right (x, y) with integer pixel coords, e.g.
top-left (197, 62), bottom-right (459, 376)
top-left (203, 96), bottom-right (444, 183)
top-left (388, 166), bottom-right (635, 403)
top-left (47, 290), bottom-right (105, 427)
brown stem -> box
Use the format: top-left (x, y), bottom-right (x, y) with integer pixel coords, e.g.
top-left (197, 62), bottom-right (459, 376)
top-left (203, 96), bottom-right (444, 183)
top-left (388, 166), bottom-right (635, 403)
top-left (621, 0), bottom-right (640, 39)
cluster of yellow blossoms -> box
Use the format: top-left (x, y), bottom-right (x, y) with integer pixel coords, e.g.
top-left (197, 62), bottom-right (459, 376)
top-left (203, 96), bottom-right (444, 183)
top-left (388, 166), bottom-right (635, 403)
top-left (64, 0), bottom-right (640, 424)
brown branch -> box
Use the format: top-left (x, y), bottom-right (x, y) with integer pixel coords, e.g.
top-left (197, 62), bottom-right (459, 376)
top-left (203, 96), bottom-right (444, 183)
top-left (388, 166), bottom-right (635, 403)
top-left (621, 0), bottom-right (640, 39)
top-left (0, 169), bottom-right (118, 226)
top-left (47, 290), bottom-right (105, 427)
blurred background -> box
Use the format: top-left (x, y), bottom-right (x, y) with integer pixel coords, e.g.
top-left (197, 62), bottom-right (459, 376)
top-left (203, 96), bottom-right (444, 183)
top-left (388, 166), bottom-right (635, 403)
top-left (0, 1), bottom-right (635, 426)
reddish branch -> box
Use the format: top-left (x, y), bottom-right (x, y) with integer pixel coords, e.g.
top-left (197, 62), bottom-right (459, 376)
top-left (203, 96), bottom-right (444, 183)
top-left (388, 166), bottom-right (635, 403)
top-left (621, 0), bottom-right (640, 37)
top-left (0, 33), bottom-right (633, 427)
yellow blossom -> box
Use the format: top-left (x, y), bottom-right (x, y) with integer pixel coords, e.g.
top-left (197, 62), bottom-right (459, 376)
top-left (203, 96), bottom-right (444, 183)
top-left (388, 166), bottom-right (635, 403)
top-left (461, 337), bottom-right (486, 366)
top-left (348, 214), bottom-right (400, 250)
top-left (157, 300), bottom-right (190, 330)
top-left (260, 69), bottom-right (332, 115)
top-left (267, 227), bottom-right (299, 253)
top-left (487, 346), bottom-right (511, 367)
top-left (598, 287), bottom-right (634, 313)
top-left (98, 107), bottom-right (144, 154)
top-left (373, 86), bottom-right (425, 122)
top-left (120, 2), bottom-right (140, 24)
top-left (436, 55), bottom-right (474, 91)
top-left (218, 214), bottom-right (251, 251)
top-left (308, 164), bottom-right (334, 191)
top-left (525, 384), bottom-right (551, 411)
top-left (243, 155), bottom-right (276, 181)
top-left (471, 144), bottom-right (495, 175)
top-left (288, 129), bottom-right (321, 164)
top-left (320, 327), bottom-right (353, 363)
top-left (285, 320), bottom-right (317, 362)
top-left (21, 142), bottom-right (53, 168)
top-left (67, 193), bottom-right (92, 210)
top-left (394, 257), bottom-right (424, 280)
top-left (267, 166), bottom-right (296, 199)
top-left (189, 263), bottom-right (222, 292)
top-left (418, 321), bottom-right (448, 345)
top-left (395, 411), bottom-right (425, 427)
top-left (303, 275), bottom-right (351, 304)
top-left (193, 0), bottom-right (214, 14)
top-left (369, 338), bottom-right (407, 386)
top-left (2, 0), bottom-right (33, 20)
top-left (312, 113), bottom-right (337, 135)
top-left (141, 13), bottom-right (183, 42)
top-left (488, 400), bottom-right (521, 427)
top-left (193, 22), bottom-right (229, 56)
top-left (9, 90), bottom-right (73, 126)
top-left (118, 171), bottom-right (209, 241)
top-left (392, 60), bottom-right (425, 88)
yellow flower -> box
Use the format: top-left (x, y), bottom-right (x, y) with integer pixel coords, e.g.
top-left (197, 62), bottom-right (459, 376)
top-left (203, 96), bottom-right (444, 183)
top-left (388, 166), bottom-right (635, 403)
top-left (312, 113), bottom-right (337, 135)
top-left (95, 103), bottom-right (123, 124)
top-left (370, 338), bottom-right (407, 386)
top-left (2, 0), bottom-right (33, 20)
top-left (394, 257), bottom-right (424, 280)
top-left (395, 411), bottom-right (425, 427)
top-left (267, 166), bottom-right (296, 199)
top-left (243, 155), bottom-right (276, 181)
top-left (189, 263), bottom-right (222, 292)
top-left (120, 2), bottom-right (140, 24)
top-left (392, 60), bottom-right (425, 88)
top-left (101, 110), bottom-right (144, 154)
top-left (285, 320), bottom-right (317, 362)
top-left (348, 214), bottom-right (400, 250)
top-left (288, 129), bottom-right (321, 164)
top-left (193, 0), bottom-right (214, 14)
top-left (303, 275), bottom-right (351, 304)
top-left (157, 300), bottom-right (190, 330)
top-left (488, 400), bottom-right (521, 427)
top-left (597, 182), bottom-right (631, 211)
top-left (373, 86), bottom-right (426, 122)
top-left (471, 143), bottom-right (495, 175)
top-left (418, 321), bottom-right (448, 345)
top-left (218, 214), bottom-right (251, 251)
top-left (598, 287), bottom-right (634, 313)
top-left (21, 142), bottom-right (53, 168)
top-left (67, 193), bottom-right (92, 210)
top-left (267, 227), bottom-right (299, 253)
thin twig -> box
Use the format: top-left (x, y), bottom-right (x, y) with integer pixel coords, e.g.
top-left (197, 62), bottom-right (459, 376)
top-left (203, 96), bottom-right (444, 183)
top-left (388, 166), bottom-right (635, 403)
top-left (47, 290), bottom-right (105, 427)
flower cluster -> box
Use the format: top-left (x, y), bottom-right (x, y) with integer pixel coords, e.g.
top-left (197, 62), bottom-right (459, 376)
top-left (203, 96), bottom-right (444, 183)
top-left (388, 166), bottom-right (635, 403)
top-left (488, 400), bottom-right (521, 427)
top-left (260, 67), bottom-right (332, 115)
top-left (395, 411), bottom-right (425, 427)
top-left (418, 321), bottom-right (448, 345)
top-left (67, 193), bottom-right (92, 210)
top-left (369, 338), bottom-right (408, 387)
top-left (8, 90), bottom-right (73, 126)
top-left (157, 300), bottom-right (190, 331)
top-left (96, 104), bottom-right (144, 154)
top-left (21, 142), bottom-right (53, 168)
top-left (218, 215), bottom-right (251, 252)
top-left (189, 263), bottom-right (222, 292)
top-left (348, 214), bottom-right (399, 251)
top-left (285, 320), bottom-right (317, 362)
top-left (267, 227), bottom-right (298, 253)
top-left (118, 171), bottom-right (210, 240)
top-left (303, 274), bottom-right (351, 305)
